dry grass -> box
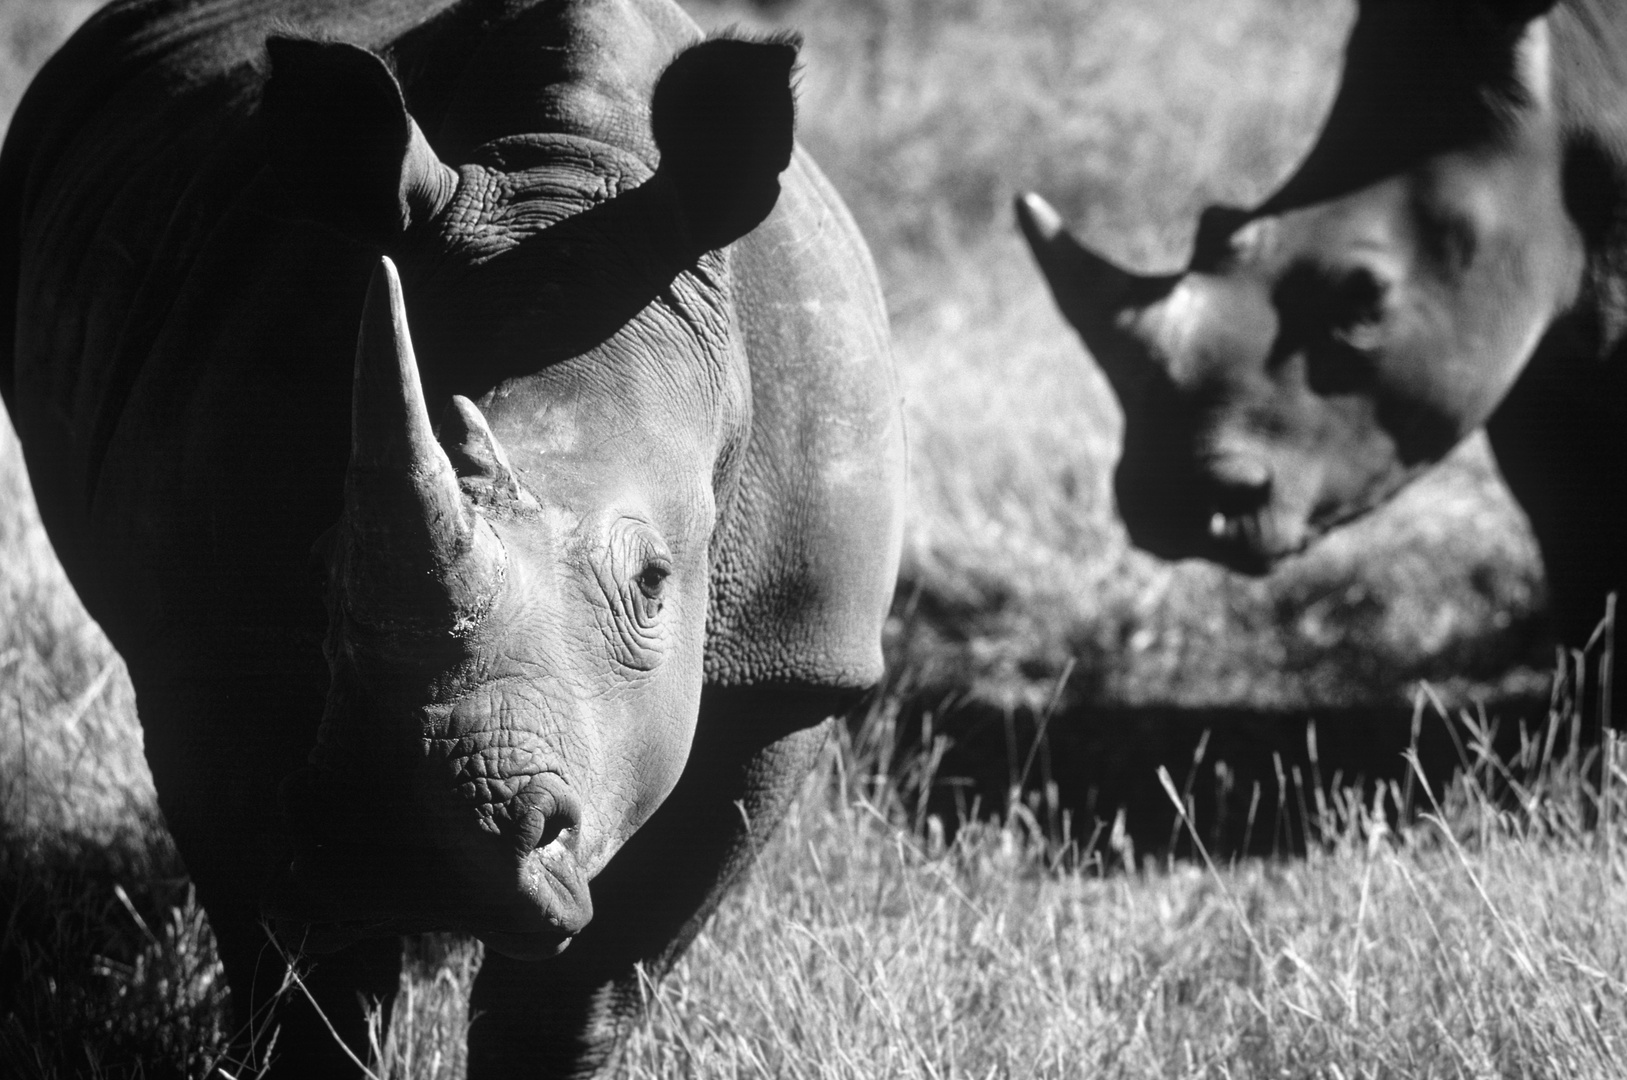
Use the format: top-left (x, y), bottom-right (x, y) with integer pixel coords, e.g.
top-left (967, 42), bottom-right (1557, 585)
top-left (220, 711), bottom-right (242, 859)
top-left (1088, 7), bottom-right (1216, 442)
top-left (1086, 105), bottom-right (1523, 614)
top-left (382, 724), bottom-right (1627, 1080)
top-left (617, 711), bottom-right (1627, 1079)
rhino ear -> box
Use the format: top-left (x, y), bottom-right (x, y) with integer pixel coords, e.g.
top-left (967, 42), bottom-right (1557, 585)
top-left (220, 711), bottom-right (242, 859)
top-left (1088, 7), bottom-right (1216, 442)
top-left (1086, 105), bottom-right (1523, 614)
top-left (651, 35), bottom-right (799, 253)
top-left (262, 37), bottom-right (458, 246)
top-left (1483, 0), bottom-right (1558, 22)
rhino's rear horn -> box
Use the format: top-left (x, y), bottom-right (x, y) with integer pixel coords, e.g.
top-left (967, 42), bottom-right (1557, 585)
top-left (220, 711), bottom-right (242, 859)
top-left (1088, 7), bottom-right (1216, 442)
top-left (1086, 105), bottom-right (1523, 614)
top-left (1015, 192), bottom-right (1176, 406)
top-left (440, 396), bottom-right (539, 511)
top-left (342, 257), bottom-right (505, 626)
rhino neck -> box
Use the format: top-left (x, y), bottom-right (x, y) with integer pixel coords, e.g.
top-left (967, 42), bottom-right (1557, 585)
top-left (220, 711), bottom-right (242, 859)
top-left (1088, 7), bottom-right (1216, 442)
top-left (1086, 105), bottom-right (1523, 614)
top-left (1549, 1), bottom-right (1627, 357)
top-left (1262, 5), bottom-right (1534, 215)
top-left (387, 0), bottom-right (699, 167)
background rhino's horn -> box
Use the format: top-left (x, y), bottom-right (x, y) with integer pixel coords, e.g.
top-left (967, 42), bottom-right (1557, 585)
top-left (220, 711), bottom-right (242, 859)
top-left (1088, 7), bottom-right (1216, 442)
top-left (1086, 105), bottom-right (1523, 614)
top-left (1015, 192), bottom-right (1176, 407)
top-left (343, 257), bottom-right (505, 626)
top-left (440, 396), bottom-right (540, 511)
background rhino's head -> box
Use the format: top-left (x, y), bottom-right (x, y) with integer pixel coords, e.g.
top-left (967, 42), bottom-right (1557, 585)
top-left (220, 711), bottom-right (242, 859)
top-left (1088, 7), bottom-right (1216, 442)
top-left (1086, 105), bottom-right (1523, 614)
top-left (259, 32), bottom-right (797, 960)
top-left (1017, 0), bottom-right (1583, 574)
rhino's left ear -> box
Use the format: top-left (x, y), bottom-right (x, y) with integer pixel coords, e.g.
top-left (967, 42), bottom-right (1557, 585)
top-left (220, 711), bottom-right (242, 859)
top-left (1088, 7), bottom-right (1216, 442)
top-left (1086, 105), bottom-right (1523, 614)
top-left (652, 35), bottom-right (799, 253)
top-left (262, 37), bottom-right (458, 247)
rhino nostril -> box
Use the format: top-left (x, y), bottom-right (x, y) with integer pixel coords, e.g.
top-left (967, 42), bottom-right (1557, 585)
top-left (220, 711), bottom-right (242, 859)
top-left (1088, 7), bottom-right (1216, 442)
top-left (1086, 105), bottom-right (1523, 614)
top-left (513, 803), bottom-right (568, 852)
top-left (507, 775), bottom-right (578, 853)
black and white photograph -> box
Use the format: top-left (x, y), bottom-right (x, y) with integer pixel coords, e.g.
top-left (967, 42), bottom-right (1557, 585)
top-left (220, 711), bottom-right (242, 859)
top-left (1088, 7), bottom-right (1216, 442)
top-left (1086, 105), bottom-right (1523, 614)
top-left (1, 0), bottom-right (1623, 1075)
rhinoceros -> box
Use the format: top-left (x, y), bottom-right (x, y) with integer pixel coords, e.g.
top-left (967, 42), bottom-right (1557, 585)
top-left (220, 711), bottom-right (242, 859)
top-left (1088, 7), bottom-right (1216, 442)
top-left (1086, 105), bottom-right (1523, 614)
top-left (0, 0), bottom-right (904, 1073)
top-left (1018, 0), bottom-right (1625, 655)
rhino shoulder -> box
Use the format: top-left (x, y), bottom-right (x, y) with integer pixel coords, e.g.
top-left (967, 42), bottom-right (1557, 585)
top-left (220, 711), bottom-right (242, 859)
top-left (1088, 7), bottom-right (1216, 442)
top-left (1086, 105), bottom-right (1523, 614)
top-left (705, 147), bottom-right (905, 693)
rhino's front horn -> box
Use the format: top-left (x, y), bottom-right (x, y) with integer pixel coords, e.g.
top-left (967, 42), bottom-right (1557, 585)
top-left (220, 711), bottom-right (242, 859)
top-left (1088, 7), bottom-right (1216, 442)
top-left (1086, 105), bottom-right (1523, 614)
top-left (341, 256), bottom-right (505, 629)
top-left (1015, 192), bottom-right (1176, 408)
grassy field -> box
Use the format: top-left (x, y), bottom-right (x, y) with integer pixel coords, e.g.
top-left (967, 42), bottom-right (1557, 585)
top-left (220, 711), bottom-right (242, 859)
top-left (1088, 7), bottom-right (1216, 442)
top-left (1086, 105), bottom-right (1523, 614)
top-left (9, 686), bottom-right (1627, 1078)
top-left (3, 0), bottom-right (1623, 1076)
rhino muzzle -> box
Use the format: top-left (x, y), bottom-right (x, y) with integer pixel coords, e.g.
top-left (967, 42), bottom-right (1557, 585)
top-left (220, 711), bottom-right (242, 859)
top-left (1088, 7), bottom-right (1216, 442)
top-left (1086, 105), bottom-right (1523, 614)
top-left (272, 763), bottom-right (592, 958)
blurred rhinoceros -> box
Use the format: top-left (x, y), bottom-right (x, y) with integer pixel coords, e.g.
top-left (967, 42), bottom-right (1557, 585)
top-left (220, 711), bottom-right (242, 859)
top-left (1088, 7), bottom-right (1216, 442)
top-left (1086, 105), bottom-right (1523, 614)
top-left (0, 0), bottom-right (904, 1073)
top-left (1020, 0), bottom-right (1624, 654)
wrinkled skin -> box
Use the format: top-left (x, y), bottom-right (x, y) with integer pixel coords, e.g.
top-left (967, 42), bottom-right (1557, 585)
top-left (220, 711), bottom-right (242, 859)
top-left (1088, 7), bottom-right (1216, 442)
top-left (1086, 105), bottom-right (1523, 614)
top-left (1019, 0), bottom-right (1627, 653)
top-left (0, 0), bottom-right (904, 1075)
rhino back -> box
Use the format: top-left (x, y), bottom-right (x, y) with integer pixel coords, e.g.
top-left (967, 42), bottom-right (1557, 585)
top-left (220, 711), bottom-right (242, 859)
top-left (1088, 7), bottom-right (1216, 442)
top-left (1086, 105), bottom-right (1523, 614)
top-left (1, 0), bottom-right (432, 656)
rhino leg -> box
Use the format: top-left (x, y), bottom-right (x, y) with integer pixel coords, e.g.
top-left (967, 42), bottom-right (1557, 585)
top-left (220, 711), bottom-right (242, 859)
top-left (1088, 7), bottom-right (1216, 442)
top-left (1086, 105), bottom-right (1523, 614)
top-left (1486, 328), bottom-right (1627, 728)
top-left (466, 684), bottom-right (845, 1078)
top-left (135, 673), bottom-right (403, 1076)
top-left (211, 916), bottom-right (403, 1077)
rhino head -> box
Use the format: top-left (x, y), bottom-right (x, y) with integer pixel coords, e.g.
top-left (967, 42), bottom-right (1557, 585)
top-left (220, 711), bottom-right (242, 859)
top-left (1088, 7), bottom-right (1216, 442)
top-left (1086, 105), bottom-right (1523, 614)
top-left (1018, 0), bottom-right (1586, 573)
top-left (261, 31), bottom-right (796, 960)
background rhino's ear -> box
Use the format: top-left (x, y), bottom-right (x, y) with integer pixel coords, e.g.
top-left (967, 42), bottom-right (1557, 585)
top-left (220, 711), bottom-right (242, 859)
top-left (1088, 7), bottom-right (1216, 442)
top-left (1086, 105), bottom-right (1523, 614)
top-left (262, 37), bottom-right (457, 247)
top-left (1483, 0), bottom-right (1559, 22)
top-left (651, 34), bottom-right (799, 253)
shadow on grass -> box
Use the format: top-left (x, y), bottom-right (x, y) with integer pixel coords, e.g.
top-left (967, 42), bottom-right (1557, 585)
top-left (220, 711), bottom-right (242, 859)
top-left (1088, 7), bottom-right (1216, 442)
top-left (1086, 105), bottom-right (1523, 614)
top-left (852, 683), bottom-right (1582, 864)
top-left (0, 824), bottom-right (239, 1080)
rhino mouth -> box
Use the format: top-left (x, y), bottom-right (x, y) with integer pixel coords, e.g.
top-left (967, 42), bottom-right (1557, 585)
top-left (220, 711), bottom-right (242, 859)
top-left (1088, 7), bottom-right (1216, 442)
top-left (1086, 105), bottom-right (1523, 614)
top-left (273, 763), bottom-right (595, 957)
top-left (1118, 495), bottom-right (1313, 576)
top-left (1199, 509), bottom-right (1313, 574)
top-left (268, 767), bottom-right (597, 962)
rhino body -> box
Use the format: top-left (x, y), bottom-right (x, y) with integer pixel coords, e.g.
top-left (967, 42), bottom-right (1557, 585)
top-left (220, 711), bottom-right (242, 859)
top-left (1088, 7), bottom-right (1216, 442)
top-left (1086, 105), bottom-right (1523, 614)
top-left (0, 0), bottom-right (904, 1074)
top-left (1020, 0), bottom-right (1627, 661)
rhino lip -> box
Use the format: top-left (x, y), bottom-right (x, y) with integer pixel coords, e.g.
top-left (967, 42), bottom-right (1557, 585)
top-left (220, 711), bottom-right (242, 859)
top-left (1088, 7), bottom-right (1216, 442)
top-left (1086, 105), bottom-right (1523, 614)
top-left (478, 929), bottom-right (573, 961)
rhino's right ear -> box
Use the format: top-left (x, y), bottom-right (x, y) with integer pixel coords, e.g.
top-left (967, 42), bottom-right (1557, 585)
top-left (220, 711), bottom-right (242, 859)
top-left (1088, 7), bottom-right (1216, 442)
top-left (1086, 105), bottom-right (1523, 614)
top-left (651, 35), bottom-right (799, 253)
top-left (262, 37), bottom-right (457, 247)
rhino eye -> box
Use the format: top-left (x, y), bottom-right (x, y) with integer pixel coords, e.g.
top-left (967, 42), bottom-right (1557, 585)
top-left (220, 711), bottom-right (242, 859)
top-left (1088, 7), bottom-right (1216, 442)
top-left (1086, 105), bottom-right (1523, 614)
top-left (1327, 266), bottom-right (1389, 342)
top-left (590, 523), bottom-right (674, 671)
top-left (635, 560), bottom-right (670, 603)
